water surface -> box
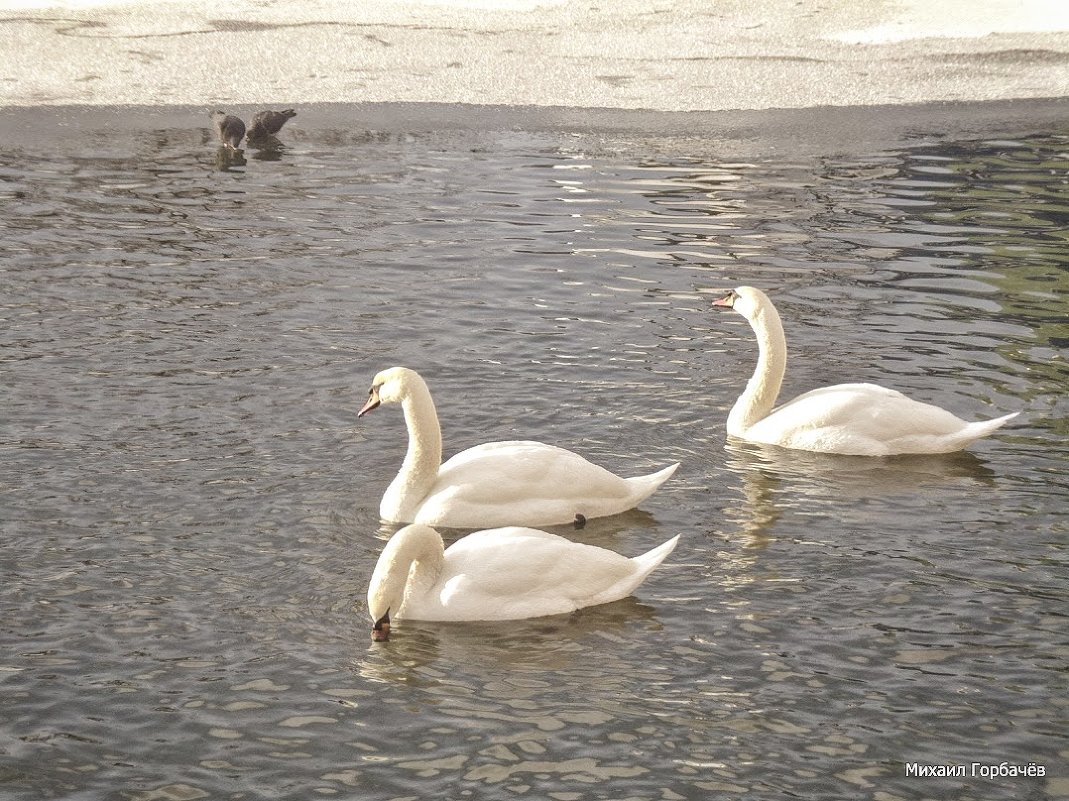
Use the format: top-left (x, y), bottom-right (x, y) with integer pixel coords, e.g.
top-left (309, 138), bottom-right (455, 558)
top-left (1, 105), bottom-right (1066, 800)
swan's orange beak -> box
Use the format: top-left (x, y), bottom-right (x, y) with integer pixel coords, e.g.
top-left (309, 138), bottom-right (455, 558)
top-left (712, 291), bottom-right (736, 308)
top-left (358, 387), bottom-right (381, 417)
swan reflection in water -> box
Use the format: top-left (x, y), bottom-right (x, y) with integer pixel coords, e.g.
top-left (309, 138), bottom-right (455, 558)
top-left (719, 438), bottom-right (1001, 552)
top-left (725, 438), bottom-right (998, 495)
top-left (354, 596), bottom-right (662, 687)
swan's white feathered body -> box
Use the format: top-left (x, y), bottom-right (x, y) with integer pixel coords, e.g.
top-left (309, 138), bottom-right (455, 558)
top-left (367, 524), bottom-right (679, 630)
top-left (713, 286), bottom-right (1018, 456)
top-left (416, 441), bottom-right (676, 529)
top-left (358, 367), bottom-right (678, 527)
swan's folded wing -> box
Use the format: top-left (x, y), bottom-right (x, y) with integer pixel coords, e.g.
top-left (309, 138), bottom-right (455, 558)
top-left (755, 383), bottom-right (974, 454)
top-left (435, 527), bottom-right (637, 620)
top-left (417, 441), bottom-right (636, 527)
top-left (438, 441), bottom-right (631, 497)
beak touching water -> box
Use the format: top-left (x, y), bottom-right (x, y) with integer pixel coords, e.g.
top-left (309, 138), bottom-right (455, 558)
top-left (371, 610), bottom-right (391, 642)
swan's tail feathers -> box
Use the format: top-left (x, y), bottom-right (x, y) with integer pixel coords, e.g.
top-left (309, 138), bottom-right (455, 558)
top-left (632, 534), bottom-right (681, 576)
top-left (985, 411), bottom-right (1019, 429)
top-left (590, 534), bottom-right (680, 607)
top-left (625, 462), bottom-right (680, 505)
top-left (962, 411), bottom-right (1019, 445)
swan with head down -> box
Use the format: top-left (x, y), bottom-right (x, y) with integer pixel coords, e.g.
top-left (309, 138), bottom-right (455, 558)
top-left (366, 523), bottom-right (680, 640)
top-left (713, 286), bottom-right (1018, 456)
top-left (357, 367), bottom-right (679, 528)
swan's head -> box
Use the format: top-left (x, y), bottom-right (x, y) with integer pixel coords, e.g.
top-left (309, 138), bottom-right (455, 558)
top-left (370, 610), bottom-right (390, 641)
top-left (367, 536), bottom-right (401, 641)
top-left (357, 366), bottom-right (424, 417)
top-left (367, 559), bottom-right (396, 641)
top-left (367, 524), bottom-right (444, 642)
top-left (712, 286), bottom-right (769, 321)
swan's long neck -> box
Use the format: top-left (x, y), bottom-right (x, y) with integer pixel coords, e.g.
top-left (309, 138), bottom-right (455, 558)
top-left (382, 376), bottom-right (443, 521)
top-left (729, 299), bottom-right (787, 436)
top-left (368, 525), bottom-right (445, 619)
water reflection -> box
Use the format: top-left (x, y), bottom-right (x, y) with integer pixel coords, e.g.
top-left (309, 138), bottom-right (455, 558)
top-left (726, 439), bottom-right (999, 489)
top-left (214, 145), bottom-right (246, 171)
top-left (573, 162), bottom-right (759, 269)
top-left (356, 599), bottom-right (660, 685)
top-left (721, 439), bottom-right (1002, 546)
top-left (248, 135), bottom-right (288, 161)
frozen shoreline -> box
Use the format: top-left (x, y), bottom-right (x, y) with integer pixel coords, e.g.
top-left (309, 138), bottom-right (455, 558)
top-left (1, 0), bottom-right (1067, 111)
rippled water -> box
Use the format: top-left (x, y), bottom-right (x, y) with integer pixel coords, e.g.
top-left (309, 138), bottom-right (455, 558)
top-left (1, 106), bottom-right (1067, 801)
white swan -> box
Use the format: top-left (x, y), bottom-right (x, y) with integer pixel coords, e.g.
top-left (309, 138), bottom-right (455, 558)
top-left (357, 367), bottom-right (679, 528)
top-left (366, 524), bottom-right (680, 639)
top-left (712, 286), bottom-right (1018, 456)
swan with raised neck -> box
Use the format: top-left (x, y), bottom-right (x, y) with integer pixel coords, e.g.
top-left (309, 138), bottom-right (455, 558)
top-left (366, 523), bottom-right (680, 640)
top-left (359, 367), bottom-right (442, 523)
top-left (715, 287), bottom-right (788, 437)
top-left (713, 286), bottom-right (1018, 455)
top-left (358, 367), bottom-right (679, 527)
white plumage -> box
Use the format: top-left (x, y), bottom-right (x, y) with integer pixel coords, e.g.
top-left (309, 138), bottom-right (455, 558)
top-left (366, 524), bottom-right (679, 638)
top-left (713, 286), bottom-right (1018, 456)
top-left (358, 367), bottom-right (678, 527)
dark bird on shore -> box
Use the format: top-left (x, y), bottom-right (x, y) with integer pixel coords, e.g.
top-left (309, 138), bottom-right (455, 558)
top-left (211, 110), bottom-right (245, 150)
top-left (248, 109), bottom-right (297, 141)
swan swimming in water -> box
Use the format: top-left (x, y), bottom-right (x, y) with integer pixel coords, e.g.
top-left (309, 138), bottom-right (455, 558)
top-left (712, 286), bottom-right (1018, 456)
top-left (358, 367), bottom-right (679, 528)
top-left (366, 523), bottom-right (680, 640)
